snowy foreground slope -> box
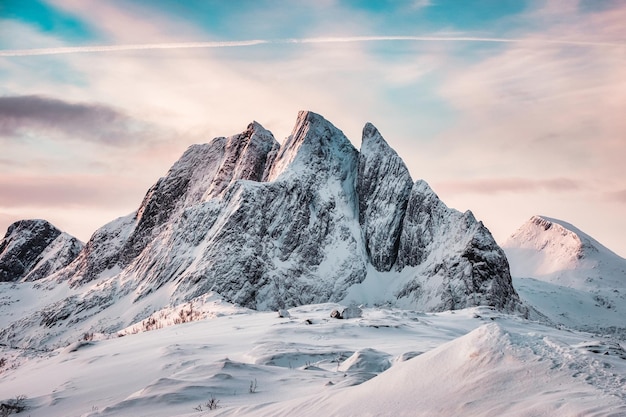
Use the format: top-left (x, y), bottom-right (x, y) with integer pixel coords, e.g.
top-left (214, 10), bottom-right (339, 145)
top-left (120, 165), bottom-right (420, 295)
top-left (0, 304), bottom-right (624, 417)
top-left (504, 215), bottom-right (626, 337)
top-left (0, 111), bottom-right (522, 350)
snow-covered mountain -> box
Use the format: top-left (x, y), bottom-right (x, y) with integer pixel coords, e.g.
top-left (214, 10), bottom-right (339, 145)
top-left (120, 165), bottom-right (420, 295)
top-left (0, 219), bottom-right (83, 282)
top-left (2, 119), bottom-right (626, 417)
top-left (504, 215), bottom-right (626, 336)
top-left (0, 111), bottom-right (523, 349)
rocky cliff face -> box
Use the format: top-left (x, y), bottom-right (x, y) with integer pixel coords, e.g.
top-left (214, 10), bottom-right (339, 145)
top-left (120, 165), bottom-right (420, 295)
top-left (59, 121), bottom-right (279, 286)
top-left (60, 111), bottom-right (520, 310)
top-left (1, 111), bottom-right (524, 348)
top-left (357, 123), bottom-right (413, 272)
top-left (0, 219), bottom-right (83, 282)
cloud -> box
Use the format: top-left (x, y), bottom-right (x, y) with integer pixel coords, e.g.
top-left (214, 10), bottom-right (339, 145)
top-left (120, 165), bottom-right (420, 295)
top-left (0, 174), bottom-right (147, 209)
top-left (606, 189), bottom-right (626, 204)
top-left (0, 95), bottom-right (162, 145)
top-left (1, 36), bottom-right (623, 57)
top-left (0, 40), bottom-right (268, 57)
top-left (429, 2), bottom-right (626, 185)
top-left (434, 177), bottom-right (582, 195)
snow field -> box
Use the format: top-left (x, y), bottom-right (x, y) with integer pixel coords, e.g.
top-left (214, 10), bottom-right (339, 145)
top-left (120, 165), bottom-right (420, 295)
top-left (1, 304), bottom-right (625, 417)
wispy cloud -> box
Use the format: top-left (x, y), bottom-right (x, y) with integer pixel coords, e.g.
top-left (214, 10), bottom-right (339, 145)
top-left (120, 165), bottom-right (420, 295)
top-left (0, 40), bottom-right (268, 57)
top-left (1, 35), bottom-right (623, 57)
top-left (0, 95), bottom-right (161, 145)
top-left (606, 189), bottom-right (626, 204)
top-left (0, 174), bottom-right (145, 209)
top-left (435, 177), bottom-right (582, 195)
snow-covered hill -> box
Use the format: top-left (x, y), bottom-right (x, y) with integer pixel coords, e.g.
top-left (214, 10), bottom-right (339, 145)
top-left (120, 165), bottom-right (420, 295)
top-left (0, 303), bottom-right (623, 417)
top-left (0, 111), bottom-right (523, 350)
top-left (504, 215), bottom-right (626, 336)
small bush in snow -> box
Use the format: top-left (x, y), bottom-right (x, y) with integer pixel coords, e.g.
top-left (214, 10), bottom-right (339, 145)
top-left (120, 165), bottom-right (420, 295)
top-left (0, 395), bottom-right (27, 416)
top-left (194, 395), bottom-right (220, 411)
top-left (249, 378), bottom-right (258, 393)
top-left (174, 303), bottom-right (202, 324)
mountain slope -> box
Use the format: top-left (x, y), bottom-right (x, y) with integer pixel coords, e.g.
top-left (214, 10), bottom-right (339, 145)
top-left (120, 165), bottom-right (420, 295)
top-left (0, 111), bottom-right (523, 349)
top-left (504, 215), bottom-right (626, 335)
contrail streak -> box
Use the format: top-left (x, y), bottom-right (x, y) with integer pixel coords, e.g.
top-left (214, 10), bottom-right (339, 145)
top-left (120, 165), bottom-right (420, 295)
top-left (1, 36), bottom-right (623, 57)
top-left (0, 40), bottom-right (269, 57)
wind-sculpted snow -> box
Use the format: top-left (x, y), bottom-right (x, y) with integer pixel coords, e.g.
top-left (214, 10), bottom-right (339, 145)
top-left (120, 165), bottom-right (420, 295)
top-left (1, 111), bottom-right (523, 349)
top-left (2, 305), bottom-right (623, 417)
top-left (0, 220), bottom-right (83, 282)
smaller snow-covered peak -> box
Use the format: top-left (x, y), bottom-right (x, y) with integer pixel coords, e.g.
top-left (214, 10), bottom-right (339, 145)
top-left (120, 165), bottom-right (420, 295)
top-left (4, 219), bottom-right (58, 238)
top-left (505, 215), bottom-right (606, 266)
top-left (504, 215), bottom-right (625, 287)
top-left (0, 219), bottom-right (82, 282)
top-left (503, 216), bottom-right (587, 278)
top-left (360, 122), bottom-right (402, 160)
top-left (526, 215), bottom-right (611, 256)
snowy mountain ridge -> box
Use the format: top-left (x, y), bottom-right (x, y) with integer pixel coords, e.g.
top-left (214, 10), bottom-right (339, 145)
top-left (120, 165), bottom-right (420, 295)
top-left (0, 111), bottom-right (523, 349)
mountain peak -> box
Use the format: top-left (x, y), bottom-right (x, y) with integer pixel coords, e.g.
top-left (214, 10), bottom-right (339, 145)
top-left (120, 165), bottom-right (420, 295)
top-left (1, 112), bottom-right (525, 349)
top-left (508, 215), bottom-right (605, 263)
top-left (357, 122), bottom-right (413, 271)
top-left (504, 215), bottom-right (625, 284)
top-left (263, 110), bottom-right (357, 182)
top-left (0, 219), bottom-right (83, 282)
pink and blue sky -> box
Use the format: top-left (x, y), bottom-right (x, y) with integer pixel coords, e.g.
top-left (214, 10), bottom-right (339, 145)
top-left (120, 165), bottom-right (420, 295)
top-left (1, 0), bottom-right (625, 256)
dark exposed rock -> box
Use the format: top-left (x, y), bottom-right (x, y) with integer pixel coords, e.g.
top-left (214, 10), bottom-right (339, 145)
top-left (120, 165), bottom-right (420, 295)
top-left (0, 219), bottom-right (83, 282)
top-left (59, 122), bottom-right (279, 286)
top-left (342, 306), bottom-right (363, 319)
top-left (357, 123), bottom-right (413, 271)
top-left (395, 182), bottom-right (521, 312)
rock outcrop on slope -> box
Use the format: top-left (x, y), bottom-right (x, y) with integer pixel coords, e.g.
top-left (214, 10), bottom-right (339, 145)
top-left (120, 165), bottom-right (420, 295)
top-left (393, 181), bottom-right (519, 311)
top-left (0, 219), bottom-right (83, 282)
top-left (1, 112), bottom-right (524, 348)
